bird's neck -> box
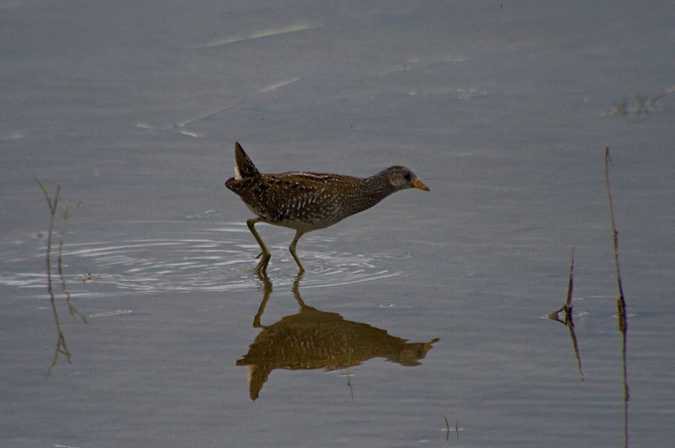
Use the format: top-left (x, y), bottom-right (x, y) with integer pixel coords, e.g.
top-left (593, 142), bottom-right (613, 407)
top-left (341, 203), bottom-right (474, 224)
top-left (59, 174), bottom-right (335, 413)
top-left (364, 170), bottom-right (397, 202)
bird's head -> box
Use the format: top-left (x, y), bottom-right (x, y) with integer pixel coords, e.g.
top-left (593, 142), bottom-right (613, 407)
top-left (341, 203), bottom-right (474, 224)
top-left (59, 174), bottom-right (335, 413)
top-left (385, 166), bottom-right (430, 192)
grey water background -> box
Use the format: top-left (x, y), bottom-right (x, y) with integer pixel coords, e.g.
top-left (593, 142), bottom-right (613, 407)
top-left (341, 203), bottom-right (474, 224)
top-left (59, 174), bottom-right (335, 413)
top-left (2, 1), bottom-right (675, 447)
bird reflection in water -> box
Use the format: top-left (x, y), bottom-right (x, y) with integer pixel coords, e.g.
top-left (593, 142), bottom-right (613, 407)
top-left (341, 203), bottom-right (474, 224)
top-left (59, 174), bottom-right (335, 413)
top-left (237, 274), bottom-right (439, 400)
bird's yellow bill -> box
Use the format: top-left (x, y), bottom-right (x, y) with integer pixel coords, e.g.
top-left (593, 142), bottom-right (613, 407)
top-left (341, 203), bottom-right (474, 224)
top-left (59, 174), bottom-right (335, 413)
top-left (414, 179), bottom-right (430, 191)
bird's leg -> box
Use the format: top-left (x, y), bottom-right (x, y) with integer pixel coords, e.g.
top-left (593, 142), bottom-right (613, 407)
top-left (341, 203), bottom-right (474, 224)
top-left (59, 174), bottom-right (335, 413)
top-left (289, 230), bottom-right (306, 272)
top-left (247, 218), bottom-right (271, 272)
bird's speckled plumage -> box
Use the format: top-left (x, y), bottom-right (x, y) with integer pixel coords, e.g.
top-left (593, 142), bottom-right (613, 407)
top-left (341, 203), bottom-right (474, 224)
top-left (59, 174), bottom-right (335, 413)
top-left (225, 142), bottom-right (429, 272)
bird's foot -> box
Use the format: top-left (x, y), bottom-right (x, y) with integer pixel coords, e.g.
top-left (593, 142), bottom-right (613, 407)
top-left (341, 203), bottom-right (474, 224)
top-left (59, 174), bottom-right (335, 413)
top-left (254, 253), bottom-right (271, 273)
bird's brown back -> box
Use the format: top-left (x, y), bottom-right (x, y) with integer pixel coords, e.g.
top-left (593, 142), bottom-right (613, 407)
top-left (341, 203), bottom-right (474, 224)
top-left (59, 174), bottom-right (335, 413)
top-left (225, 171), bottom-right (385, 230)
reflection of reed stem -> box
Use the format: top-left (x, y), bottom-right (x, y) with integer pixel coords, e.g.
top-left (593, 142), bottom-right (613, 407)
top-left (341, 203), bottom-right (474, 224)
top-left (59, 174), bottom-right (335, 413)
top-left (346, 347), bottom-right (355, 401)
top-left (58, 202), bottom-right (86, 323)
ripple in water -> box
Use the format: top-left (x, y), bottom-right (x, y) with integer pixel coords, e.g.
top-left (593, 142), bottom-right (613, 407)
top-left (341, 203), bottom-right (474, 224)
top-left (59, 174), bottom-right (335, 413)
top-left (0, 222), bottom-right (403, 297)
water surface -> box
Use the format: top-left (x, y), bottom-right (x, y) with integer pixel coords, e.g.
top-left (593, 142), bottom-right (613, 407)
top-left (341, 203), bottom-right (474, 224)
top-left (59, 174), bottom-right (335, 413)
top-left (2, 2), bottom-right (674, 447)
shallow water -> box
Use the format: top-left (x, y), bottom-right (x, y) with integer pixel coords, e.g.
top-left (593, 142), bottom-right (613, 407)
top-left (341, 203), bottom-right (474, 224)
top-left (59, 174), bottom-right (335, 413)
top-left (2, 2), bottom-right (675, 447)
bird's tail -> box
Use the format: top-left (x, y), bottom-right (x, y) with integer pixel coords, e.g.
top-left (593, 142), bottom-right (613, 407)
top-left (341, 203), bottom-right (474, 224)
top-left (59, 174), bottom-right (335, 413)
top-left (234, 142), bottom-right (261, 179)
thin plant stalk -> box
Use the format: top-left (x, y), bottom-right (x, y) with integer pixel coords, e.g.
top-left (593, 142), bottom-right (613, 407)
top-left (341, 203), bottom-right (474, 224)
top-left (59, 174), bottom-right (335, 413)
top-left (603, 148), bottom-right (629, 448)
top-left (547, 247), bottom-right (584, 381)
top-left (36, 179), bottom-right (73, 373)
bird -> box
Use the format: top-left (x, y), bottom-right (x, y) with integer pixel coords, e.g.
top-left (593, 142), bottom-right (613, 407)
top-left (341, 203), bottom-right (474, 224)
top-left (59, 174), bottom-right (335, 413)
top-left (225, 142), bottom-right (429, 273)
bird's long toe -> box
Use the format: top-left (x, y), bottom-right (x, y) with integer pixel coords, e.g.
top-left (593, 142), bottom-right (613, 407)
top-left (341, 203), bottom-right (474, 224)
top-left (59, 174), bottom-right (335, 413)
top-left (254, 254), bottom-right (271, 273)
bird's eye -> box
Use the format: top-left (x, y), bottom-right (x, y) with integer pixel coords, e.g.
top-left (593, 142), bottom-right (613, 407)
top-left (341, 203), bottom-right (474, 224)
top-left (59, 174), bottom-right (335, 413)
top-left (403, 172), bottom-right (412, 181)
